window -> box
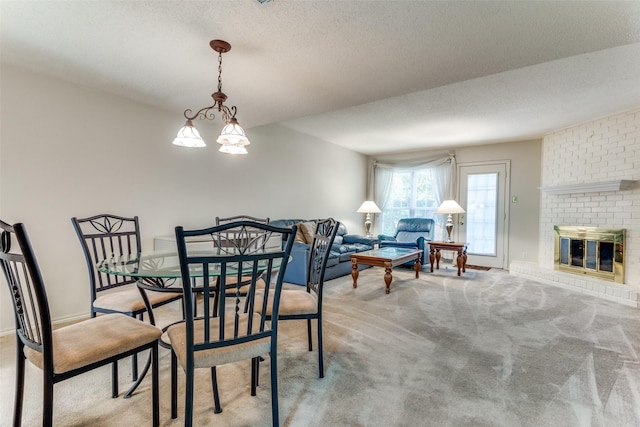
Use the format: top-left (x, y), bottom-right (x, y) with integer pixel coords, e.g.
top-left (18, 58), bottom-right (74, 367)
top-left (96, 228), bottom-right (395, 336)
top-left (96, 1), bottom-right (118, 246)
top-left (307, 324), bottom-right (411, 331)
top-left (380, 169), bottom-right (438, 235)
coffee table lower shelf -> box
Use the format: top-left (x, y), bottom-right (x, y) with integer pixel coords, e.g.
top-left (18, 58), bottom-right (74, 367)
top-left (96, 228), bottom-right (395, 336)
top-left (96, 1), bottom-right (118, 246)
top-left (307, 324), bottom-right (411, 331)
top-left (349, 248), bottom-right (423, 294)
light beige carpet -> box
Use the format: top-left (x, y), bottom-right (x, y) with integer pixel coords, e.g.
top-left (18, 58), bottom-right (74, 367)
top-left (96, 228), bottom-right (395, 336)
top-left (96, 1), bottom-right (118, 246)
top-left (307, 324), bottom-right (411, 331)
top-left (1, 267), bottom-right (639, 426)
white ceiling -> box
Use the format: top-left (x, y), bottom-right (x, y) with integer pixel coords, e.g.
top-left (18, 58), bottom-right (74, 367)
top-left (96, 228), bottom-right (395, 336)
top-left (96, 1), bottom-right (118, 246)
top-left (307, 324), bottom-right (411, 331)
top-left (2, 1), bottom-right (640, 155)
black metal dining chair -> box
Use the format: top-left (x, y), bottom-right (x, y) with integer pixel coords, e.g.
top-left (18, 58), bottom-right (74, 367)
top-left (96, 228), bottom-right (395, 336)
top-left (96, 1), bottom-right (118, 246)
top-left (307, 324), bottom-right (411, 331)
top-left (167, 220), bottom-right (296, 426)
top-left (0, 220), bottom-right (161, 427)
top-left (255, 218), bottom-right (339, 378)
top-left (71, 213), bottom-right (181, 396)
top-left (215, 214), bottom-right (270, 225)
top-left (207, 215), bottom-right (271, 315)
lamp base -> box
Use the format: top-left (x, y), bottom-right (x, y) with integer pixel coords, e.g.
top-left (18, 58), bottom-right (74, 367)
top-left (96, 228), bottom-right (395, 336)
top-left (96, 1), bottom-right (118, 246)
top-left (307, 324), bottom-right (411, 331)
top-left (364, 213), bottom-right (373, 238)
top-left (445, 214), bottom-right (454, 243)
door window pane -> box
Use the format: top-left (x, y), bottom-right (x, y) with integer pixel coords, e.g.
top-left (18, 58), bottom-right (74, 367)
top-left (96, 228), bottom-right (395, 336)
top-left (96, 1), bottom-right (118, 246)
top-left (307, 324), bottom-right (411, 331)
top-left (466, 173), bottom-right (497, 255)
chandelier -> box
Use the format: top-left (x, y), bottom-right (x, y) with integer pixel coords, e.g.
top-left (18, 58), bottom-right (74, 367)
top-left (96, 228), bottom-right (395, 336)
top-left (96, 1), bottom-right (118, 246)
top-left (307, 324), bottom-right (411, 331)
top-left (172, 39), bottom-right (250, 155)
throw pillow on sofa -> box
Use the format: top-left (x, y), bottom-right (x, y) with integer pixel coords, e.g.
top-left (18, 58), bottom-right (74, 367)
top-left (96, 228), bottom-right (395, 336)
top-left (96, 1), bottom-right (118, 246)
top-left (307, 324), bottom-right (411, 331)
top-left (294, 224), bottom-right (307, 243)
top-left (299, 221), bottom-right (317, 243)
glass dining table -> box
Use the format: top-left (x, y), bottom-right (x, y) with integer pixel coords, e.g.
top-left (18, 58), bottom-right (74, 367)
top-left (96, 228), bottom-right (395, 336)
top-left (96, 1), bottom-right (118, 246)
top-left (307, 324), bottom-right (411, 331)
top-left (97, 250), bottom-right (282, 397)
top-left (98, 250), bottom-right (206, 289)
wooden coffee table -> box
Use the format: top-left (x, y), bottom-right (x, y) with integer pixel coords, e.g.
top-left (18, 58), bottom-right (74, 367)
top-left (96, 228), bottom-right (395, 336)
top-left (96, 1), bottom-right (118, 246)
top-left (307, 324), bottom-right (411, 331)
top-left (350, 247), bottom-right (422, 294)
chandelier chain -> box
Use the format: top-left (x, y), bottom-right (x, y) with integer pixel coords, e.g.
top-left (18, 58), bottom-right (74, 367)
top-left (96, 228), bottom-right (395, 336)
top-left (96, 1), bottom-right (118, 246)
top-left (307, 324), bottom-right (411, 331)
top-left (218, 50), bottom-right (223, 94)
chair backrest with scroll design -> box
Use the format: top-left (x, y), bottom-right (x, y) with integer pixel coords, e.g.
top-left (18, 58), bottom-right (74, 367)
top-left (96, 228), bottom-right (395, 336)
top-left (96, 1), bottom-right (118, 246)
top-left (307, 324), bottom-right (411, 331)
top-left (169, 220), bottom-right (296, 426)
top-left (2, 220), bottom-right (161, 426)
top-left (71, 214), bottom-right (141, 315)
top-left (306, 218), bottom-right (340, 303)
top-left (1, 220), bottom-right (53, 374)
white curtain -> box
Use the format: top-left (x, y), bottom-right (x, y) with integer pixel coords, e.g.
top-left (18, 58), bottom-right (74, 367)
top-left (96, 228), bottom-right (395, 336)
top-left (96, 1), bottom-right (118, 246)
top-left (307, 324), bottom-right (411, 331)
top-left (369, 161), bottom-right (394, 233)
top-left (429, 160), bottom-right (453, 241)
top-left (370, 153), bottom-right (455, 237)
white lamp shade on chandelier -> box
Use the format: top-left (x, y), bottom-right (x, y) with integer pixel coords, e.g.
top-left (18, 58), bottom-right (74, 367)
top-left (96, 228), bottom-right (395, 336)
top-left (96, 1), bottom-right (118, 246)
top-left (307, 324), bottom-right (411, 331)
top-left (172, 120), bottom-right (206, 148)
top-left (216, 118), bottom-right (250, 154)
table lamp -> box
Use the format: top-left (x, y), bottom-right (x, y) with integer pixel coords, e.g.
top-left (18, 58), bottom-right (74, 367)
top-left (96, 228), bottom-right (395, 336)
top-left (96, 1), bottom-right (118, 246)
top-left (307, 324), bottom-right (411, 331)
top-left (357, 200), bottom-right (381, 238)
top-left (435, 199), bottom-right (465, 242)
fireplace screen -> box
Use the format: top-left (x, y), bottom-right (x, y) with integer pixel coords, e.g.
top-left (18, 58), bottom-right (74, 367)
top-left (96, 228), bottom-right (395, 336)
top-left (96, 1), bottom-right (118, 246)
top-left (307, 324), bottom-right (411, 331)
top-left (554, 226), bottom-right (625, 283)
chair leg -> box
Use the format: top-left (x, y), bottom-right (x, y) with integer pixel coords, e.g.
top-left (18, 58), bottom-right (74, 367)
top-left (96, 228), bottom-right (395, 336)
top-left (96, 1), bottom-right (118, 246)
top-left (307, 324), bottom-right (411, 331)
top-left (131, 352), bottom-right (139, 383)
top-left (317, 317), bottom-right (324, 378)
top-left (270, 351), bottom-right (279, 427)
top-left (212, 288), bottom-right (220, 318)
top-left (13, 339), bottom-right (25, 427)
top-left (210, 367), bottom-right (222, 413)
top-left (192, 292), bottom-right (198, 318)
top-left (171, 351), bottom-right (178, 419)
top-left (111, 361), bottom-right (119, 398)
top-left (307, 319), bottom-right (313, 351)
top-left (185, 366), bottom-right (194, 427)
top-left (130, 314), bottom-right (144, 382)
top-left (151, 343), bottom-right (159, 427)
top-left (43, 371), bottom-right (54, 427)
top-left (251, 358), bottom-right (258, 396)
top-left (255, 356), bottom-right (260, 387)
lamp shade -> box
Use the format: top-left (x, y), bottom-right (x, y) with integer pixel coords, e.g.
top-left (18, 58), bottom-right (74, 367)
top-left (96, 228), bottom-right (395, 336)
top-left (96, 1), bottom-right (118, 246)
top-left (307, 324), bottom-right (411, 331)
top-left (357, 201), bottom-right (381, 213)
top-left (216, 118), bottom-right (250, 146)
top-left (219, 143), bottom-right (248, 154)
top-left (172, 120), bottom-right (206, 148)
top-left (435, 199), bottom-right (465, 214)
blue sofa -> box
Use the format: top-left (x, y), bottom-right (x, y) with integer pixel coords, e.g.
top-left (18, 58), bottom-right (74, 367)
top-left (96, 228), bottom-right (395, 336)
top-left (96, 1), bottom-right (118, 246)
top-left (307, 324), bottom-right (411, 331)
top-left (378, 218), bottom-right (435, 266)
top-left (270, 219), bottom-right (375, 286)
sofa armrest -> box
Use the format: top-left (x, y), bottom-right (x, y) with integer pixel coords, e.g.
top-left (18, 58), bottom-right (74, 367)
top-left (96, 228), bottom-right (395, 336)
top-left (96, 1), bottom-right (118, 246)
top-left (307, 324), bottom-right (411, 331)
top-left (377, 234), bottom-right (397, 242)
top-left (343, 234), bottom-right (375, 246)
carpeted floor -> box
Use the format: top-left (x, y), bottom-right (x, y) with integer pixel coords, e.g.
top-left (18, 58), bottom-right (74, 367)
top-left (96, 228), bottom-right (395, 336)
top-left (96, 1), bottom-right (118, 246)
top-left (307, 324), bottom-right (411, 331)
top-left (1, 267), bottom-right (639, 426)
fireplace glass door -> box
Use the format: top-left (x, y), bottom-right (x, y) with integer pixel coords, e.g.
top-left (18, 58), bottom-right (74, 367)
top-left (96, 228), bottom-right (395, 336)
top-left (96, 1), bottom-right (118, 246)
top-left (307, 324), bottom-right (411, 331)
top-left (560, 237), bottom-right (615, 273)
top-left (555, 226), bottom-right (625, 283)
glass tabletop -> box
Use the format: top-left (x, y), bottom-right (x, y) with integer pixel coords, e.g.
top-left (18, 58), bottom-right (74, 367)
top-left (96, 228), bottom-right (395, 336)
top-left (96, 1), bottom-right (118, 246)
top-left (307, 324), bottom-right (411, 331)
top-left (97, 250), bottom-right (282, 279)
top-left (356, 247), bottom-right (422, 258)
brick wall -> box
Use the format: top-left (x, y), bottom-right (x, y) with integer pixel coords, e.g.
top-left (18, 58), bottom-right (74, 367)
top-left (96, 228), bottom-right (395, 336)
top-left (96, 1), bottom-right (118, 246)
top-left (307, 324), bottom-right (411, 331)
top-left (539, 109), bottom-right (640, 286)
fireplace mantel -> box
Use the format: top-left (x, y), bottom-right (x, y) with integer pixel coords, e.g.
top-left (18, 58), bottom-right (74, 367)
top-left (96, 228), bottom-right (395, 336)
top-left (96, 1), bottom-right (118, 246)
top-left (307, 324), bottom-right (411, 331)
top-left (540, 179), bottom-right (635, 195)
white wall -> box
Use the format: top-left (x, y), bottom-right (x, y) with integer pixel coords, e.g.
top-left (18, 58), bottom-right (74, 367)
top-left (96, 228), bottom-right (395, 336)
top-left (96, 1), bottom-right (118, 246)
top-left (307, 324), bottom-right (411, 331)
top-left (372, 139), bottom-right (542, 266)
top-left (0, 64), bottom-right (367, 333)
top-left (539, 109), bottom-right (640, 285)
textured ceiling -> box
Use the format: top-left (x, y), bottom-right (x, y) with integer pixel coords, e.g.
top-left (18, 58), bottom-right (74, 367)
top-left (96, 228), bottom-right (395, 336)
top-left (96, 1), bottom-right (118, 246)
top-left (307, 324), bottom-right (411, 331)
top-left (2, 1), bottom-right (640, 155)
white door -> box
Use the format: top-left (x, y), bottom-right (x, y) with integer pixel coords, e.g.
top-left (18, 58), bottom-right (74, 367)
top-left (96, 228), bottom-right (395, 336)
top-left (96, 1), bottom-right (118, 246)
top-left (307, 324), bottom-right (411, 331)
top-left (457, 161), bottom-right (510, 269)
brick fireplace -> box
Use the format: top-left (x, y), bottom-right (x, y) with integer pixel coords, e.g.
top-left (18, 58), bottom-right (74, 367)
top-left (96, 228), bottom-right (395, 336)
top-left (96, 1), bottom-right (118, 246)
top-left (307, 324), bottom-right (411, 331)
top-left (511, 109), bottom-right (640, 307)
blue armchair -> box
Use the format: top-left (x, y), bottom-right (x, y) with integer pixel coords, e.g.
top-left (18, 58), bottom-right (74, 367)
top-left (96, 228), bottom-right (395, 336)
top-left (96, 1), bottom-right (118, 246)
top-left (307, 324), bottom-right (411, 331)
top-left (378, 218), bottom-right (435, 266)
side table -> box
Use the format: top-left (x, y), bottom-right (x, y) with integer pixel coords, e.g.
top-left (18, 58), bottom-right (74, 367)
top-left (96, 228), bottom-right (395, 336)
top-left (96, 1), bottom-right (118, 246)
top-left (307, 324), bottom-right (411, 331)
top-left (428, 241), bottom-right (468, 276)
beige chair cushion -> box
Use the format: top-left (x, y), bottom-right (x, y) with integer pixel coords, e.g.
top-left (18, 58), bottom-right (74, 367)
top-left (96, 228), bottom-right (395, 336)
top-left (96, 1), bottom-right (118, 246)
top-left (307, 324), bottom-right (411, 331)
top-left (255, 289), bottom-right (318, 316)
top-left (93, 283), bottom-right (179, 313)
top-left (24, 313), bottom-right (161, 374)
top-left (167, 313), bottom-right (271, 370)
top-left (299, 221), bottom-right (317, 244)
